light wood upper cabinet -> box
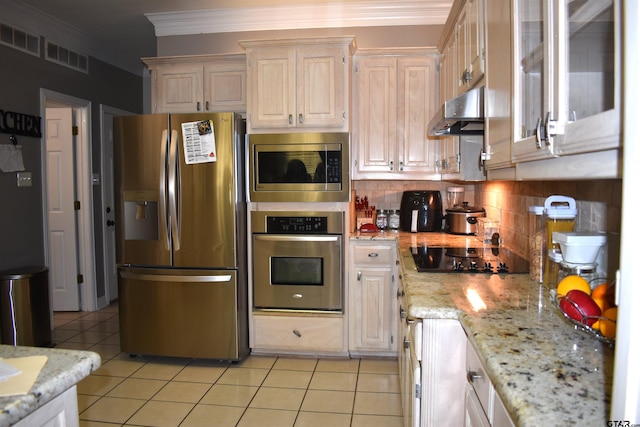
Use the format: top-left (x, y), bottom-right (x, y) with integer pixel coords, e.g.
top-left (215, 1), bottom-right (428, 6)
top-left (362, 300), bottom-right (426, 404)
top-left (240, 37), bottom-right (355, 133)
top-left (456, 0), bottom-right (485, 94)
top-left (512, 0), bottom-right (620, 173)
top-left (352, 50), bottom-right (440, 180)
top-left (143, 54), bottom-right (246, 114)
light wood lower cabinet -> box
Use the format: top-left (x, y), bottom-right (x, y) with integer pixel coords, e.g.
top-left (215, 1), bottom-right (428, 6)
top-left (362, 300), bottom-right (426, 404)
top-left (251, 312), bottom-right (346, 355)
top-left (466, 339), bottom-right (516, 427)
top-left (14, 386), bottom-right (79, 427)
top-left (349, 241), bottom-right (397, 356)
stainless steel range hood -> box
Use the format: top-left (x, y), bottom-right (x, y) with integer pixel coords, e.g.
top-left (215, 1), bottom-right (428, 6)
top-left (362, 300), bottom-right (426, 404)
top-left (428, 86), bottom-right (484, 136)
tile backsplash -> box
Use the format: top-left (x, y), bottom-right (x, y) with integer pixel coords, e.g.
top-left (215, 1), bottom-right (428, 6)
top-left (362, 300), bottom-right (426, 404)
top-left (351, 180), bottom-right (476, 211)
top-left (352, 179), bottom-right (622, 281)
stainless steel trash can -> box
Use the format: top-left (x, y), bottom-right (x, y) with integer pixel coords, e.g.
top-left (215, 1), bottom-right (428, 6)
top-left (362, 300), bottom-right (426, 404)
top-left (0, 266), bottom-right (52, 347)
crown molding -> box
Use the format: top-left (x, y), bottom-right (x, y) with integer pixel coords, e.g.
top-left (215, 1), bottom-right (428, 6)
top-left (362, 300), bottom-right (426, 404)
top-left (146, 1), bottom-right (452, 37)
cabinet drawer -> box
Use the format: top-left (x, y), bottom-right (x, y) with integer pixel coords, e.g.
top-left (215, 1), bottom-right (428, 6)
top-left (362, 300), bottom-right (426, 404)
top-left (253, 314), bottom-right (344, 352)
top-left (466, 340), bottom-right (492, 418)
top-left (353, 245), bottom-right (393, 264)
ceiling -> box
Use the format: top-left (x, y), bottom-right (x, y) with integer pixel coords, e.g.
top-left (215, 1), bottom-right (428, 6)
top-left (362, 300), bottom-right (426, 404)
top-left (7, 0), bottom-right (452, 74)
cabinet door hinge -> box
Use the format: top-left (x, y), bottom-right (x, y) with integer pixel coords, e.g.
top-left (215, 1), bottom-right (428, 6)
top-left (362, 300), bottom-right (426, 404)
top-left (415, 384), bottom-right (422, 399)
top-left (342, 56), bottom-right (346, 65)
top-left (392, 274), bottom-right (395, 283)
top-left (77, 274), bottom-right (84, 284)
top-left (74, 200), bottom-right (81, 210)
top-left (72, 126), bottom-right (79, 136)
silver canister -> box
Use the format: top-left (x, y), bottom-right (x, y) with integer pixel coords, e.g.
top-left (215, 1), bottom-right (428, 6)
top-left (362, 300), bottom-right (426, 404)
top-left (388, 209), bottom-right (400, 230)
top-left (376, 209), bottom-right (388, 229)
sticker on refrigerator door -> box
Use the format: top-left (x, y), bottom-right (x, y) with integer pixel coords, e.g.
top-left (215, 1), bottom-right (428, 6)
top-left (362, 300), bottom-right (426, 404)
top-left (181, 120), bottom-right (217, 164)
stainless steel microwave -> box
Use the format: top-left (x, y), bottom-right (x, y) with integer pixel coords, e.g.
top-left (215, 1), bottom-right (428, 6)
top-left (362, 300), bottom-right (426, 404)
top-left (248, 132), bottom-right (350, 202)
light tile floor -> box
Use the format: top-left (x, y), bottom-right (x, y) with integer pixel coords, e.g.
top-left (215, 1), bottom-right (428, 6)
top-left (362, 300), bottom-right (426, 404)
top-left (52, 302), bottom-right (402, 427)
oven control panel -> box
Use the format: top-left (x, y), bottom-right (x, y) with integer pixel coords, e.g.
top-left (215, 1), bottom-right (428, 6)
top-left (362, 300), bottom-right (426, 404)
top-left (251, 211), bottom-right (343, 235)
top-left (266, 216), bottom-right (328, 234)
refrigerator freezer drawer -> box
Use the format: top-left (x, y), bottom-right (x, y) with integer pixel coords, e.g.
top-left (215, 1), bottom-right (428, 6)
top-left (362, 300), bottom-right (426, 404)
top-left (118, 268), bottom-right (248, 360)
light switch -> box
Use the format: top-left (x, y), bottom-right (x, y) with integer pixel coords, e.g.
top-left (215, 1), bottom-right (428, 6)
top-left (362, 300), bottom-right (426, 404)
top-left (17, 172), bottom-right (32, 187)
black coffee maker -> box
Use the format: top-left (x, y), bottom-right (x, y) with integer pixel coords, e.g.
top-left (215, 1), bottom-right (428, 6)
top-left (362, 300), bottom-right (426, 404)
top-left (399, 190), bottom-right (443, 232)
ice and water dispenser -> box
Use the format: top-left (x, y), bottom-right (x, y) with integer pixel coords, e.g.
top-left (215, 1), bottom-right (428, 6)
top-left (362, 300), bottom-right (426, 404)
top-left (123, 191), bottom-right (159, 240)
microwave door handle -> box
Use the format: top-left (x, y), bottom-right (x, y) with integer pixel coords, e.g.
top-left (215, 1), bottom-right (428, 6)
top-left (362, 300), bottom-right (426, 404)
top-left (168, 129), bottom-right (180, 250)
top-left (159, 129), bottom-right (170, 250)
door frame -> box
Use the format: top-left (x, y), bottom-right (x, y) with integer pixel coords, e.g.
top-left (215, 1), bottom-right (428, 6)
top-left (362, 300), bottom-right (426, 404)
top-left (40, 89), bottom-right (97, 312)
top-left (99, 105), bottom-right (134, 304)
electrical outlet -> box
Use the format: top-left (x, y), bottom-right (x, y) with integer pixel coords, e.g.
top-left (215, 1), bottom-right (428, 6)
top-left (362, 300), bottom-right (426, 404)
top-left (17, 172), bottom-right (32, 187)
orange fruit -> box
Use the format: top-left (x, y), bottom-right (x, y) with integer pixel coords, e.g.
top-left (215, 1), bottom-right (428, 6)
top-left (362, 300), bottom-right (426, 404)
top-left (591, 283), bottom-right (608, 299)
top-left (599, 307), bottom-right (618, 339)
top-left (557, 275), bottom-right (591, 297)
top-left (592, 296), bottom-right (609, 312)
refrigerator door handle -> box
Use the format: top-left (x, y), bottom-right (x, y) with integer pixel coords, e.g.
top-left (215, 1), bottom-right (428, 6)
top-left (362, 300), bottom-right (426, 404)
top-left (120, 271), bottom-right (232, 283)
top-left (159, 129), bottom-right (170, 250)
top-left (168, 129), bottom-right (181, 250)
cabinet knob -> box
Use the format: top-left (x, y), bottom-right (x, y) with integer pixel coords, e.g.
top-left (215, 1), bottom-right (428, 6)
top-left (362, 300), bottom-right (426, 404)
top-left (197, 102), bottom-right (201, 111)
top-left (399, 307), bottom-right (406, 319)
top-left (368, 252), bottom-right (379, 258)
top-left (403, 338), bottom-right (410, 349)
top-left (205, 101), bottom-right (210, 111)
top-left (397, 289), bottom-right (405, 298)
top-left (399, 161), bottom-right (404, 171)
top-left (292, 330), bottom-right (302, 338)
top-left (389, 160), bottom-right (394, 171)
top-left (299, 113), bottom-right (304, 124)
top-left (357, 271), bottom-right (362, 281)
top-left (288, 114), bottom-right (293, 125)
top-left (467, 370), bottom-right (483, 383)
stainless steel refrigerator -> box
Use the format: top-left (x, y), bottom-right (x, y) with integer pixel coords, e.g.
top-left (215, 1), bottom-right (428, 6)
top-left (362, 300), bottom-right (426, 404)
top-left (113, 112), bottom-right (248, 360)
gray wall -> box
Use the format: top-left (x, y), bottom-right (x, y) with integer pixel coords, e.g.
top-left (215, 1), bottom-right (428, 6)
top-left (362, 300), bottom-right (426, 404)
top-left (0, 44), bottom-right (143, 275)
top-left (157, 25), bottom-right (444, 56)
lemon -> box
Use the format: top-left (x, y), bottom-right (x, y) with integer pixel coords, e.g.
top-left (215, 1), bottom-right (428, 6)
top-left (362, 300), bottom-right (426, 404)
top-left (557, 275), bottom-right (591, 298)
top-left (599, 307), bottom-right (618, 339)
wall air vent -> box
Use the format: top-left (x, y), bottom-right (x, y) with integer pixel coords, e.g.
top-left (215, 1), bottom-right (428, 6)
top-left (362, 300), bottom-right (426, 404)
top-left (0, 22), bottom-right (40, 57)
top-left (45, 41), bottom-right (89, 74)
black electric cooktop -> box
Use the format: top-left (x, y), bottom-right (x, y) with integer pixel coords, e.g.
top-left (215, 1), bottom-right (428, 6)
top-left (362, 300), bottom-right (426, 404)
top-left (410, 246), bottom-right (529, 274)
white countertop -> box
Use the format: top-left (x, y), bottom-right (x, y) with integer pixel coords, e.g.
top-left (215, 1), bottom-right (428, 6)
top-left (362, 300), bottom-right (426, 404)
top-left (351, 230), bottom-right (614, 426)
top-left (0, 345), bottom-right (100, 426)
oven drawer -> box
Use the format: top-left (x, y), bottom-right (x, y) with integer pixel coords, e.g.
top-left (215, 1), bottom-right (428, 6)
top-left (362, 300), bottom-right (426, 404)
top-left (353, 244), bottom-right (393, 264)
top-left (252, 314), bottom-right (344, 352)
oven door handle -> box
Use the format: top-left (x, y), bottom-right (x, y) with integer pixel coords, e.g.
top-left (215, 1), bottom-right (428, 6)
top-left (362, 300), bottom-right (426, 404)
top-left (253, 235), bottom-right (341, 243)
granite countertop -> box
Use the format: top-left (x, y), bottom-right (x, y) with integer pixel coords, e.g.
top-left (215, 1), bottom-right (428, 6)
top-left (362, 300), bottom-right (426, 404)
top-left (351, 230), bottom-right (614, 427)
top-left (0, 345), bottom-right (101, 426)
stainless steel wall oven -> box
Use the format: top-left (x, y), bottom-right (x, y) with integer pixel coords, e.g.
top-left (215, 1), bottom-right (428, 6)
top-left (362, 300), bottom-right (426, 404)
top-left (251, 211), bottom-right (343, 312)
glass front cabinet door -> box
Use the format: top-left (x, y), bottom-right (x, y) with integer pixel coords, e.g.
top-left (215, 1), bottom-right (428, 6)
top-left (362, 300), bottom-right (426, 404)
top-left (512, 0), bottom-right (619, 162)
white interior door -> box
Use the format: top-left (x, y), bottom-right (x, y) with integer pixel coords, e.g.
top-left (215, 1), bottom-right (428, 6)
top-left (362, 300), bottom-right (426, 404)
top-left (46, 107), bottom-right (80, 311)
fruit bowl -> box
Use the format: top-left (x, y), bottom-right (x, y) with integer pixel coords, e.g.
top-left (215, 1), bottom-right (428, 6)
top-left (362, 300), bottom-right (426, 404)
top-left (551, 290), bottom-right (616, 346)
